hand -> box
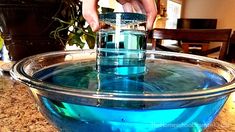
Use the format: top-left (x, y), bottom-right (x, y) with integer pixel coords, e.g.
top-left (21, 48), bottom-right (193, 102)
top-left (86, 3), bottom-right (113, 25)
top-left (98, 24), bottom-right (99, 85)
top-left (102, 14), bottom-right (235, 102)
top-left (82, 0), bottom-right (157, 31)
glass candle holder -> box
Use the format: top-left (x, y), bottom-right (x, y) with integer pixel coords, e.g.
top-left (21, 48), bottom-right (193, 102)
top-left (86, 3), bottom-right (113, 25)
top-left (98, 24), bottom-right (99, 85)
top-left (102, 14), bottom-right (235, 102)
top-left (96, 12), bottom-right (147, 76)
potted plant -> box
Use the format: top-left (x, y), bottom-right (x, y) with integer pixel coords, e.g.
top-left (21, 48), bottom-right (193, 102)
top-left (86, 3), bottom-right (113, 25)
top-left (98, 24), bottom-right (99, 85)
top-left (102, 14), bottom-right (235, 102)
top-left (50, 1), bottom-right (114, 49)
top-left (0, 0), bottom-right (113, 61)
top-left (50, 0), bottom-right (96, 49)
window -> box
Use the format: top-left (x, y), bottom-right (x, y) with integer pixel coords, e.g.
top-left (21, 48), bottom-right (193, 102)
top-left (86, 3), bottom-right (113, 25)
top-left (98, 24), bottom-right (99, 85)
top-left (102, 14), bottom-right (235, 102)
top-left (166, 0), bottom-right (182, 29)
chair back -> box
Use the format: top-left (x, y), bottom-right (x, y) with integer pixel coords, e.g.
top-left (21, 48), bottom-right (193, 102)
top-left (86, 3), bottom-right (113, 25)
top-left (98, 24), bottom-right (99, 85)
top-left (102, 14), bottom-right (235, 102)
top-left (150, 28), bottom-right (232, 60)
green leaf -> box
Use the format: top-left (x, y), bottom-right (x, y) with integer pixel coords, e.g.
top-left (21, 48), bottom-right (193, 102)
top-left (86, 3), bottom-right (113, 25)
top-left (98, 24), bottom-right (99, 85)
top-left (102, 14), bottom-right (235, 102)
top-left (0, 36), bottom-right (4, 50)
top-left (87, 26), bottom-right (96, 36)
top-left (84, 34), bottom-right (95, 49)
top-left (79, 15), bottom-right (86, 23)
top-left (68, 33), bottom-right (75, 41)
top-left (68, 33), bottom-right (85, 48)
top-left (76, 29), bottom-right (83, 35)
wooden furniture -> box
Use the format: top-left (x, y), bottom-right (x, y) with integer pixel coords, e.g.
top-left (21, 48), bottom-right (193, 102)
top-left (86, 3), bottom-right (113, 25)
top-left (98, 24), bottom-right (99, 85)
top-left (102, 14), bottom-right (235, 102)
top-left (176, 19), bottom-right (218, 55)
top-left (227, 31), bottom-right (235, 62)
top-left (177, 18), bottom-right (217, 29)
top-left (150, 28), bottom-right (232, 60)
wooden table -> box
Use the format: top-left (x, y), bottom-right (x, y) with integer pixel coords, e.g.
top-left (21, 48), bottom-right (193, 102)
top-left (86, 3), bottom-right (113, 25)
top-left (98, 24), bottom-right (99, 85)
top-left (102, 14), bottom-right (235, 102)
top-left (1, 74), bottom-right (235, 132)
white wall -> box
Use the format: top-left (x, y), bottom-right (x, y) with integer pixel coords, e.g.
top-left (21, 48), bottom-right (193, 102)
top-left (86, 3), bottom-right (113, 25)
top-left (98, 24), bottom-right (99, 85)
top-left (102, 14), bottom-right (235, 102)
top-left (182, 0), bottom-right (235, 30)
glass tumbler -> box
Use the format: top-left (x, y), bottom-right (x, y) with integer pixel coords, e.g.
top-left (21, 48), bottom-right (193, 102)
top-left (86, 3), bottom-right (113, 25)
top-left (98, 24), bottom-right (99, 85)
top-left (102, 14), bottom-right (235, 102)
top-left (96, 12), bottom-right (147, 76)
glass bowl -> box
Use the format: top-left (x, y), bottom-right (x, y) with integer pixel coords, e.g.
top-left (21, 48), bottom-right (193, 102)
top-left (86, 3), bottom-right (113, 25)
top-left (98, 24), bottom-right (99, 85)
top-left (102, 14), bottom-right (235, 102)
top-left (11, 50), bottom-right (235, 132)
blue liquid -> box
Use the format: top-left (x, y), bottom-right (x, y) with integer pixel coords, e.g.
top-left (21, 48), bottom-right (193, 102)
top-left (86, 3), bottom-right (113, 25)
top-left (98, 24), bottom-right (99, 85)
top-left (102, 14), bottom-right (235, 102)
top-left (33, 59), bottom-right (228, 132)
top-left (97, 30), bottom-right (146, 75)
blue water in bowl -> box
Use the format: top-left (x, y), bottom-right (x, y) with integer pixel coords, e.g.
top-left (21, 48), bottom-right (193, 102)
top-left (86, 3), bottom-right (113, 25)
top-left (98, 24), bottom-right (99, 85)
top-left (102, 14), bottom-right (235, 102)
top-left (33, 59), bottom-right (228, 132)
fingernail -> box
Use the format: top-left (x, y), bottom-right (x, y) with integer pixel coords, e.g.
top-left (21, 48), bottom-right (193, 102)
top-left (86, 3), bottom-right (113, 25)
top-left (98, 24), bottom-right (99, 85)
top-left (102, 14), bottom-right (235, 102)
top-left (90, 21), bottom-right (98, 32)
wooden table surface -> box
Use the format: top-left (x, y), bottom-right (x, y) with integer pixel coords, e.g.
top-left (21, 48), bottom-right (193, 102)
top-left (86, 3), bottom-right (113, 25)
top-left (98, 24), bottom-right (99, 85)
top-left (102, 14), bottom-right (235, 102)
top-left (1, 73), bottom-right (235, 132)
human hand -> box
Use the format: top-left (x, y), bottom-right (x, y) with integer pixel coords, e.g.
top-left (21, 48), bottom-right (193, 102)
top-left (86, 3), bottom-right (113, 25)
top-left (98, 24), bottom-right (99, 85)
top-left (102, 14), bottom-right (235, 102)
top-left (82, 0), bottom-right (157, 31)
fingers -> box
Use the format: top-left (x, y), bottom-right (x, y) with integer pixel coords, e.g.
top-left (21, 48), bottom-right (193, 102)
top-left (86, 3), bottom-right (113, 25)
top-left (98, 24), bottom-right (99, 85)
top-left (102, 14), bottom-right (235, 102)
top-left (131, 0), bottom-right (145, 14)
top-left (82, 0), bottom-right (157, 31)
top-left (140, 0), bottom-right (157, 30)
top-left (82, 0), bottom-right (99, 31)
top-left (122, 3), bottom-right (133, 12)
top-left (118, 0), bottom-right (144, 13)
top-left (117, 0), bottom-right (131, 5)
top-left (117, 0), bottom-right (157, 30)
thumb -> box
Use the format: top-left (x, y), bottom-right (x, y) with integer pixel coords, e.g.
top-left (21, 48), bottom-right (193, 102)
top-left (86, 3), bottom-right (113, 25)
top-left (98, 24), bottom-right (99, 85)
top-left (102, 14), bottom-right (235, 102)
top-left (82, 0), bottom-right (99, 31)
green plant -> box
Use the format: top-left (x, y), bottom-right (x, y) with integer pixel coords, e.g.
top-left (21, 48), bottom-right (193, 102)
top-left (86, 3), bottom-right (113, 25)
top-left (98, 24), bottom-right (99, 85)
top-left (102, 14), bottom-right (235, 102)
top-left (0, 33), bottom-right (3, 50)
top-left (50, 0), bottom-right (114, 49)
top-left (50, 0), bottom-right (96, 49)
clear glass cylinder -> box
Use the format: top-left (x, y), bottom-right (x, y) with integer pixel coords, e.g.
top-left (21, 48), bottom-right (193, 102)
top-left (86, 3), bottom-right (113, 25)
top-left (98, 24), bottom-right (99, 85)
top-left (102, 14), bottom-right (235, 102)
top-left (96, 12), bottom-right (147, 76)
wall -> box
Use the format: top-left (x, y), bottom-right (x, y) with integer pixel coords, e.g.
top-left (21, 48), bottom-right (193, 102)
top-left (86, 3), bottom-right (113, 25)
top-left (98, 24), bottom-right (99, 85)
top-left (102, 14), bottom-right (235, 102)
top-left (182, 0), bottom-right (235, 30)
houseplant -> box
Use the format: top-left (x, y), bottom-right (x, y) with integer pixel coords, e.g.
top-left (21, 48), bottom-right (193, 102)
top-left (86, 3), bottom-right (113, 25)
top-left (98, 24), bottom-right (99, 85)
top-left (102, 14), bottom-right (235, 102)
top-left (0, 0), bottom-right (113, 61)
top-left (50, 1), bottom-right (114, 49)
top-left (50, 0), bottom-right (96, 49)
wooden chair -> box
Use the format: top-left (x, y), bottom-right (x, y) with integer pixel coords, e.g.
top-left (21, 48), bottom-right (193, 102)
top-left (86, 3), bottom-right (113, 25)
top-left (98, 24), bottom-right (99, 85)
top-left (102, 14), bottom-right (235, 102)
top-left (227, 31), bottom-right (235, 62)
top-left (150, 28), bottom-right (232, 60)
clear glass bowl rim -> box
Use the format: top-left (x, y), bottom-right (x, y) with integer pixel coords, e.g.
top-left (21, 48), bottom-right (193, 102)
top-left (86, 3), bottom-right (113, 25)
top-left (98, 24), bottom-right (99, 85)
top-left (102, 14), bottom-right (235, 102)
top-left (10, 49), bottom-right (235, 101)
